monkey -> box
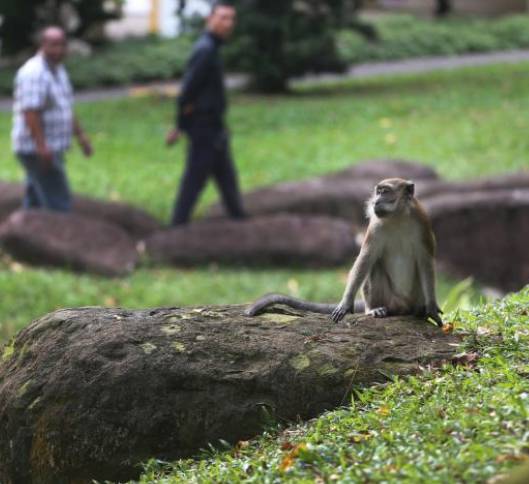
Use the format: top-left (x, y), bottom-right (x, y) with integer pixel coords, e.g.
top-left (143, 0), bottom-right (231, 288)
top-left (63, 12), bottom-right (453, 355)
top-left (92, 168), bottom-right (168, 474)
top-left (246, 178), bottom-right (443, 327)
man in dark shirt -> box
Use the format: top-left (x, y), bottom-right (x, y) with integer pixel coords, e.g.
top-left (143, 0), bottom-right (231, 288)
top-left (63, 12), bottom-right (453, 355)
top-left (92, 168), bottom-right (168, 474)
top-left (166, 1), bottom-right (246, 226)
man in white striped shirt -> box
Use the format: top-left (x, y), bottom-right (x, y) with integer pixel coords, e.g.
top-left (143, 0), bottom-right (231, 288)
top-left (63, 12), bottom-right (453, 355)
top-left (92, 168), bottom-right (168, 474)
top-left (12, 26), bottom-right (93, 212)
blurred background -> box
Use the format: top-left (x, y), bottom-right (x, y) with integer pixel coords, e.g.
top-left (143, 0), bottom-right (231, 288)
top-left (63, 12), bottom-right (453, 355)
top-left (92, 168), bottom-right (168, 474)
top-left (1, 0), bottom-right (529, 342)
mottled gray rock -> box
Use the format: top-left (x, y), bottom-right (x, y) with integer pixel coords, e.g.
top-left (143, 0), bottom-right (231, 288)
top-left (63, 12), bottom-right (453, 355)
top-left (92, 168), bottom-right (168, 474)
top-left (145, 214), bottom-right (360, 267)
top-left (425, 189), bottom-right (529, 292)
top-left (0, 210), bottom-right (138, 277)
top-left (0, 181), bottom-right (160, 239)
top-left (0, 305), bottom-right (459, 483)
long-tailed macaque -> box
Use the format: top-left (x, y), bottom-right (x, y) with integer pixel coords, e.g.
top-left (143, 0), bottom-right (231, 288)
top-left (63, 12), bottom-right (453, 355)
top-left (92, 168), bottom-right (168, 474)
top-left (246, 178), bottom-right (443, 327)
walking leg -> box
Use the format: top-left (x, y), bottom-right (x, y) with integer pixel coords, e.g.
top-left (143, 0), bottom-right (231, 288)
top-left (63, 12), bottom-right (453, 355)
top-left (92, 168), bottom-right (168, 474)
top-left (211, 132), bottom-right (246, 219)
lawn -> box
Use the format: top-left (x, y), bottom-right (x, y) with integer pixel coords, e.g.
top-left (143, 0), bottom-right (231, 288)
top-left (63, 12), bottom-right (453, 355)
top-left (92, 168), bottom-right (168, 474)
top-left (1, 61), bottom-right (529, 343)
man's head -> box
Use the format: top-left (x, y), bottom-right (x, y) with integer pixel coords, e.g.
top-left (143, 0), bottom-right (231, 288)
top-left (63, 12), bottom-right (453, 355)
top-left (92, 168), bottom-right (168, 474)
top-left (39, 26), bottom-right (68, 65)
top-left (207, 1), bottom-right (237, 40)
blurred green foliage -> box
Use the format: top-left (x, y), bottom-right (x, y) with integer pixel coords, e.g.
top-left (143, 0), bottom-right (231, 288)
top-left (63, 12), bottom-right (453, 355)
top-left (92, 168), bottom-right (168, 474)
top-left (3, 14), bottom-right (529, 95)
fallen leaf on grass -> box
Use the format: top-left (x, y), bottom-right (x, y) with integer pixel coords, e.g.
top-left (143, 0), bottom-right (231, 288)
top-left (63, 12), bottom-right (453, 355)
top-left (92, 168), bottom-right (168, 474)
top-left (233, 440), bottom-right (250, 457)
top-left (496, 454), bottom-right (529, 464)
top-left (281, 441), bottom-right (295, 451)
top-left (451, 352), bottom-right (480, 368)
top-left (349, 431), bottom-right (373, 443)
top-left (103, 296), bottom-right (118, 306)
top-left (279, 443), bottom-right (307, 472)
top-left (376, 405), bottom-right (390, 417)
top-left (279, 455), bottom-right (295, 472)
top-left (442, 323), bottom-right (455, 334)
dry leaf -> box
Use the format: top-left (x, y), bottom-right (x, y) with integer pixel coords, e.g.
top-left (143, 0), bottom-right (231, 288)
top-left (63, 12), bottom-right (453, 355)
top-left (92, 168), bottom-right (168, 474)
top-left (279, 455), bottom-right (294, 472)
top-left (103, 296), bottom-right (117, 306)
top-left (377, 405), bottom-right (390, 417)
top-left (496, 454), bottom-right (529, 463)
top-left (451, 352), bottom-right (480, 367)
top-left (442, 323), bottom-right (455, 335)
top-left (281, 441), bottom-right (295, 451)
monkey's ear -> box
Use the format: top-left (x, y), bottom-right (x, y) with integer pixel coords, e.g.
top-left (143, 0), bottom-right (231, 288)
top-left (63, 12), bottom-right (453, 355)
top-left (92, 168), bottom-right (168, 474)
top-left (405, 181), bottom-right (415, 197)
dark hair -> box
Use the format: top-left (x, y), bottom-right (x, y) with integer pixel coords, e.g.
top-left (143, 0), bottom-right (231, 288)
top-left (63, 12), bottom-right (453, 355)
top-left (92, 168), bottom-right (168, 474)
top-left (211, 1), bottom-right (235, 13)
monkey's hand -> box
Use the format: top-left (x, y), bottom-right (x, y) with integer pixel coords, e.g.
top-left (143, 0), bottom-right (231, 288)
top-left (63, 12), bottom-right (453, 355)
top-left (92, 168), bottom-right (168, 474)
top-left (426, 303), bottom-right (444, 328)
top-left (331, 302), bottom-right (351, 323)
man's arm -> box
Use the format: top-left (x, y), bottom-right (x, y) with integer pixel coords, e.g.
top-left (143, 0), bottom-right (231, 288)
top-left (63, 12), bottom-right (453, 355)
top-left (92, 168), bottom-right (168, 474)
top-left (177, 45), bottom-right (215, 129)
top-left (73, 116), bottom-right (93, 157)
top-left (167, 45), bottom-right (214, 146)
top-left (23, 110), bottom-right (53, 168)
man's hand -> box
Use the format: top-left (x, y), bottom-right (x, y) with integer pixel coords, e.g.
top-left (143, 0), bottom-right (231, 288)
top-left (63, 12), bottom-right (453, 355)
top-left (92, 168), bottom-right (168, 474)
top-left (78, 133), bottom-right (93, 157)
top-left (37, 143), bottom-right (54, 171)
top-left (166, 128), bottom-right (181, 147)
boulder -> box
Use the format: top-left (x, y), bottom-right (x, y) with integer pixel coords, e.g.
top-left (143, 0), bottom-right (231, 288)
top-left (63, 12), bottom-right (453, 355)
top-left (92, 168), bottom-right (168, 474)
top-left (207, 178), bottom-right (373, 224)
top-left (0, 305), bottom-right (460, 483)
top-left (326, 159), bottom-right (440, 182)
top-left (425, 189), bottom-right (529, 292)
top-left (206, 160), bottom-right (439, 223)
top-left (417, 171), bottom-right (529, 200)
top-left (0, 181), bottom-right (23, 224)
top-left (0, 181), bottom-right (161, 239)
top-left (145, 214), bottom-right (359, 267)
top-left (73, 195), bottom-right (160, 240)
top-left (0, 210), bottom-right (138, 277)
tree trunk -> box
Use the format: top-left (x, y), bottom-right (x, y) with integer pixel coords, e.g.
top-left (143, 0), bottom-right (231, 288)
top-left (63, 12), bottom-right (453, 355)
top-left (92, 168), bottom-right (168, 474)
top-left (435, 0), bottom-right (452, 17)
top-left (0, 305), bottom-right (460, 483)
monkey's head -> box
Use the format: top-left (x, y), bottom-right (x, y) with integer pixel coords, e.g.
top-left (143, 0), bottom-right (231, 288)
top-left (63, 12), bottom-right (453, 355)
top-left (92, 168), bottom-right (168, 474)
top-left (370, 178), bottom-right (415, 219)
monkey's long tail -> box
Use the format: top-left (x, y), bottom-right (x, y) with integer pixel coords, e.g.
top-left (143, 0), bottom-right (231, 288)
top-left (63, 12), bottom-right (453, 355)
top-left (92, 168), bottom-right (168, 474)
top-left (245, 293), bottom-right (365, 317)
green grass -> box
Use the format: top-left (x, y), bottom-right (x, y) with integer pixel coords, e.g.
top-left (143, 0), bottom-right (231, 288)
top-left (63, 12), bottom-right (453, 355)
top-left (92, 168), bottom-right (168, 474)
top-left (1, 61), bottom-right (528, 342)
top-left (138, 288), bottom-right (529, 483)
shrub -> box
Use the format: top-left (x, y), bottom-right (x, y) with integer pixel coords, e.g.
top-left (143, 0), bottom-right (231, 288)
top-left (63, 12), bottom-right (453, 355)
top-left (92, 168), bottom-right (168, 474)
top-left (3, 14), bottom-right (529, 96)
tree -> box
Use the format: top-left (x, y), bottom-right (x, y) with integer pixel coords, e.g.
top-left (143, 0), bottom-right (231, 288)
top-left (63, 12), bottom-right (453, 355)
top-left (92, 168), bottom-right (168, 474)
top-left (180, 0), bottom-right (364, 93)
top-left (0, 0), bottom-right (122, 56)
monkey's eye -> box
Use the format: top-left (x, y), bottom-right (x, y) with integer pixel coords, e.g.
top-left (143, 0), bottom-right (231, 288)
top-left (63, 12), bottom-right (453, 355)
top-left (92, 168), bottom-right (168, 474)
top-left (377, 187), bottom-right (390, 195)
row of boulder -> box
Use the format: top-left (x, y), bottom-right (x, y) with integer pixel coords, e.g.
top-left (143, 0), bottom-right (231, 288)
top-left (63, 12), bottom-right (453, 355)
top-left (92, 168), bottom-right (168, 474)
top-left (1, 159), bottom-right (529, 291)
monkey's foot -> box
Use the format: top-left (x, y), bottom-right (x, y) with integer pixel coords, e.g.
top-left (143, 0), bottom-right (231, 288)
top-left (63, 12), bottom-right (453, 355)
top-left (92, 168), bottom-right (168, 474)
top-left (369, 307), bottom-right (389, 318)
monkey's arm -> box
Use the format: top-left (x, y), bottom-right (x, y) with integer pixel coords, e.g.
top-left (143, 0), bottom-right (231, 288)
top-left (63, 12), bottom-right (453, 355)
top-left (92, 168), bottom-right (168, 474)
top-left (331, 239), bottom-right (380, 323)
top-left (418, 250), bottom-right (443, 327)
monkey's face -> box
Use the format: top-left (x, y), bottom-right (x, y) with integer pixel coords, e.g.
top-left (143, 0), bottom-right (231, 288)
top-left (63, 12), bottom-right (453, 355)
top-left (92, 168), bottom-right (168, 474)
top-left (372, 179), bottom-right (415, 218)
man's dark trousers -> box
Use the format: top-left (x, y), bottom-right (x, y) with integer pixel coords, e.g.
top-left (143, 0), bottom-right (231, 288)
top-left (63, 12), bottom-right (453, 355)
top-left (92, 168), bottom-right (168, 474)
top-left (171, 117), bottom-right (245, 225)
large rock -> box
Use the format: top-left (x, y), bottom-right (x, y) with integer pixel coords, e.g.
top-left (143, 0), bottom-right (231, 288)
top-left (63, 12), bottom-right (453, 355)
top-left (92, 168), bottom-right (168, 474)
top-left (417, 171), bottom-right (529, 200)
top-left (0, 305), bottom-right (459, 483)
top-left (0, 210), bottom-right (139, 277)
top-left (0, 182), bottom-right (23, 224)
top-left (73, 196), bottom-right (160, 240)
top-left (326, 159), bottom-right (440, 182)
top-left (0, 181), bottom-right (161, 239)
top-left (206, 160), bottom-right (439, 223)
top-left (425, 189), bottom-right (529, 292)
top-left (145, 214), bottom-right (359, 267)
